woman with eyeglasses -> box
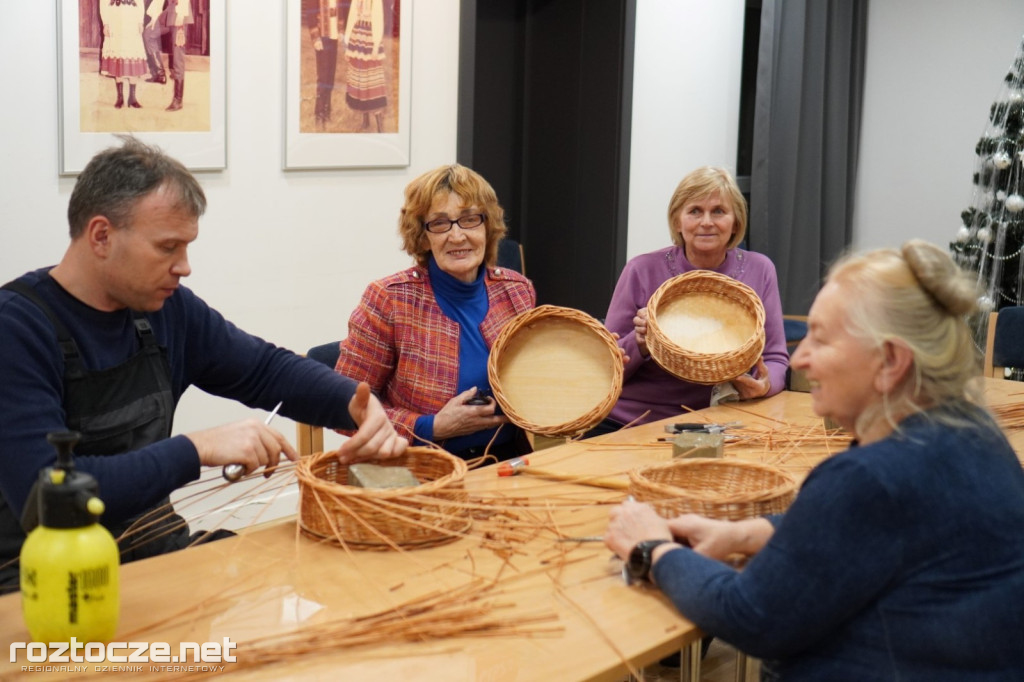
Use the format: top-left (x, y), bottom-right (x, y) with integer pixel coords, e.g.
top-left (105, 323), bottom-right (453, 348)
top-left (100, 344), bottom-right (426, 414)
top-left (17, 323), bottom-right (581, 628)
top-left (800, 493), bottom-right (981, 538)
top-left (334, 164), bottom-right (536, 461)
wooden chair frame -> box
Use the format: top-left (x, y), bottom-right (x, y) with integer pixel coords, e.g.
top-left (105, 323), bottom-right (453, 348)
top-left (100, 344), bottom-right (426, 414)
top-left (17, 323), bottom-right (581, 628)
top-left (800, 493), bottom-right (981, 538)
top-left (984, 311), bottom-right (1001, 379)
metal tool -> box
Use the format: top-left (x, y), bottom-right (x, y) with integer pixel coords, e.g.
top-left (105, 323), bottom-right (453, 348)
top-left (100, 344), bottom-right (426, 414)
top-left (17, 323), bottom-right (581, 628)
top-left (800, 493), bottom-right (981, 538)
top-left (496, 456), bottom-right (629, 491)
top-left (663, 420), bottom-right (742, 435)
top-left (556, 535), bottom-right (604, 543)
top-left (223, 401), bottom-right (283, 482)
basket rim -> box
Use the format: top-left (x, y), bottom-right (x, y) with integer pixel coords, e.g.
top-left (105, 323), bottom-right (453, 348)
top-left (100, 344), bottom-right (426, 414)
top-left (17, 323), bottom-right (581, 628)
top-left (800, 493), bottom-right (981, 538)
top-left (645, 271), bottom-right (766, 384)
top-left (487, 304), bottom-right (624, 437)
top-left (296, 446), bottom-right (470, 547)
top-left (628, 458), bottom-right (797, 502)
top-left (295, 446), bottom-right (468, 499)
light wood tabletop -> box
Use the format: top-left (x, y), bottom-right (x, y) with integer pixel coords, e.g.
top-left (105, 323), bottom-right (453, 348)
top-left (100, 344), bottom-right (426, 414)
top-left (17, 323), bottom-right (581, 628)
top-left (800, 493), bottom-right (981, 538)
top-left (2, 379), bottom-right (1021, 681)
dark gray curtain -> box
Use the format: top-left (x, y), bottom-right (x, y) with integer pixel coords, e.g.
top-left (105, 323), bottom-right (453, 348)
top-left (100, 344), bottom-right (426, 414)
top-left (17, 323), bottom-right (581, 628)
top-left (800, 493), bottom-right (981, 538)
top-left (750, 0), bottom-right (868, 314)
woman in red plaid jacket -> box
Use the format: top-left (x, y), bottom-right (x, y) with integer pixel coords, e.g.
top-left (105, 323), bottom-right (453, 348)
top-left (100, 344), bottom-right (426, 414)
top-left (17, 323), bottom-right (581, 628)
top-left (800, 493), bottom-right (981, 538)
top-left (336, 165), bottom-right (536, 460)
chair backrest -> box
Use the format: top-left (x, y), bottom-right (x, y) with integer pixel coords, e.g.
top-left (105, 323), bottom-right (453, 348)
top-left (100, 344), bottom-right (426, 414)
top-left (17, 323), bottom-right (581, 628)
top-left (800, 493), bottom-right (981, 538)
top-left (782, 315), bottom-right (808, 352)
top-left (497, 238), bottom-right (525, 275)
top-left (985, 307), bottom-right (1024, 379)
top-left (307, 340), bottom-right (341, 369)
top-left (782, 315), bottom-right (809, 391)
top-left (295, 341), bottom-right (341, 456)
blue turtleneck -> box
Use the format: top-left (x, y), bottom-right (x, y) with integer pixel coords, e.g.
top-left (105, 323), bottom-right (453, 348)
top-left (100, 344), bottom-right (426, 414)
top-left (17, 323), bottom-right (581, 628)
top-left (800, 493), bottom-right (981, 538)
top-left (414, 258), bottom-right (509, 452)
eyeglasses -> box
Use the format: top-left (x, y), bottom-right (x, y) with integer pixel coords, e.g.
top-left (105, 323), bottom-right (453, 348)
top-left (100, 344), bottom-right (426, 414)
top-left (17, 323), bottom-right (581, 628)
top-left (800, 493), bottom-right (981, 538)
top-left (423, 213), bottom-right (486, 234)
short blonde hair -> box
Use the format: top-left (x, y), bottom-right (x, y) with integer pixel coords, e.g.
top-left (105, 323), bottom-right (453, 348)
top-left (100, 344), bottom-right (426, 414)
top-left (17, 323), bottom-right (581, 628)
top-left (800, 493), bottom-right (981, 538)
top-left (666, 167), bottom-right (747, 249)
top-left (826, 239), bottom-right (983, 433)
top-left (398, 164), bottom-right (508, 268)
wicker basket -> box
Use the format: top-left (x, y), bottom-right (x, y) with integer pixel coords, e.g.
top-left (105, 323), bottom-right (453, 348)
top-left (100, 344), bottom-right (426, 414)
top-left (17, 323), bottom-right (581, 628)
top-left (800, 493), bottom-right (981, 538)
top-left (488, 305), bottom-right (624, 438)
top-left (296, 447), bottom-right (470, 548)
top-left (628, 459), bottom-right (797, 521)
top-left (646, 271), bottom-right (766, 384)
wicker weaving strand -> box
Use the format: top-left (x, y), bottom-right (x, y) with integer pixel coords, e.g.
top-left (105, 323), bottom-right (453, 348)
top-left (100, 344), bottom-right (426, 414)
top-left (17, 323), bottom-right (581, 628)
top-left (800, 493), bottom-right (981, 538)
top-left (296, 447), bottom-right (471, 548)
top-left (488, 305), bottom-right (624, 437)
top-left (646, 270), bottom-right (766, 384)
top-left (629, 458), bottom-right (797, 521)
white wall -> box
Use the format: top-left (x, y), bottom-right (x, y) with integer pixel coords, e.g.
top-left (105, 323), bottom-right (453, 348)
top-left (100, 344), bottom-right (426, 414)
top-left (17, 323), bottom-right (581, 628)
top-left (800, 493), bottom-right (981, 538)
top-left (4, 1), bottom-right (1024, 524)
top-left (626, 0), bottom-right (745, 260)
top-left (0, 2), bottom-right (461, 458)
top-left (854, 1), bottom-right (1024, 251)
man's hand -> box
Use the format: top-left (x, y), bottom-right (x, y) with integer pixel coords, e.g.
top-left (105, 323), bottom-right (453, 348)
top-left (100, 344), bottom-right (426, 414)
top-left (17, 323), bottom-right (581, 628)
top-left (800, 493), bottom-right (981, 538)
top-left (337, 382), bottom-right (409, 464)
top-left (187, 420), bottom-right (298, 478)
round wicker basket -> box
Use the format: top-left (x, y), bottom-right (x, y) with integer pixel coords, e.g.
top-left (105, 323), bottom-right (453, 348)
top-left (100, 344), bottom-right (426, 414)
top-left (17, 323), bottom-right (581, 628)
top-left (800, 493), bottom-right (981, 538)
top-left (628, 459), bottom-right (797, 521)
top-left (646, 270), bottom-right (766, 384)
top-left (296, 447), bottom-right (470, 548)
top-left (487, 305), bottom-right (623, 438)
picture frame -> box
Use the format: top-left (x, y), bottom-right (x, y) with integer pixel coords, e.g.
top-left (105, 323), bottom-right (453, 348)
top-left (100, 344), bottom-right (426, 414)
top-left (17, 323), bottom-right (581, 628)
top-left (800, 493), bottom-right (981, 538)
top-left (284, 0), bottom-right (412, 170)
top-left (57, 0), bottom-right (226, 175)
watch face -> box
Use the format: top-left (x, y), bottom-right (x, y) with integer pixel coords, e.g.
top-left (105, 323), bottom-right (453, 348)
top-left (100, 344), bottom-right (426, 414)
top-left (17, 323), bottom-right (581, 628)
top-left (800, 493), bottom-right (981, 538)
top-left (627, 539), bottom-right (666, 582)
top-left (626, 544), bottom-right (648, 580)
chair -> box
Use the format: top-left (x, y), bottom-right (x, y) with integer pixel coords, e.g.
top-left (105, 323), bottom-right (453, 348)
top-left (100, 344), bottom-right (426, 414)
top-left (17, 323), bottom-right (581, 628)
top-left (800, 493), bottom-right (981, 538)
top-left (296, 342), bottom-right (340, 456)
top-left (783, 315), bottom-right (810, 392)
top-left (783, 314), bottom-right (808, 352)
top-left (307, 340), bottom-right (341, 368)
top-left (984, 307), bottom-right (1024, 379)
top-left (497, 237), bottom-right (525, 275)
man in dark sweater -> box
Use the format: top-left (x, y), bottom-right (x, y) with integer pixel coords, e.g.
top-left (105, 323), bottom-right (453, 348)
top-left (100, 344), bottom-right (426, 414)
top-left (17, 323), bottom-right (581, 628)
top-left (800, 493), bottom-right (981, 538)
top-left (0, 137), bottom-right (407, 591)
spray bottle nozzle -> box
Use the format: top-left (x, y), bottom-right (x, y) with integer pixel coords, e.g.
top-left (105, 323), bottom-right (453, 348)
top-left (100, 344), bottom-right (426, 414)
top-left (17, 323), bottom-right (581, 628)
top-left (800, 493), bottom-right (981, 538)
top-left (46, 431), bottom-right (81, 472)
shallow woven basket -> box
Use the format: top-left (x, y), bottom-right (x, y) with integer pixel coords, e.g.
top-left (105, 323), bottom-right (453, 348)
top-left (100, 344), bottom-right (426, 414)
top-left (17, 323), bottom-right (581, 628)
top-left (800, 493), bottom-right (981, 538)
top-left (487, 305), bottom-right (624, 438)
top-left (646, 270), bottom-right (766, 384)
top-left (629, 459), bottom-right (797, 521)
top-left (296, 447), bottom-right (470, 549)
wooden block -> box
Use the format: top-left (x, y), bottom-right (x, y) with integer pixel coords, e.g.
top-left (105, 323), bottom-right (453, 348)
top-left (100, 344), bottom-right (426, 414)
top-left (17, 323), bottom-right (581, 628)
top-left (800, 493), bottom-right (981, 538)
top-left (671, 432), bottom-right (724, 459)
top-left (788, 367), bottom-right (812, 393)
top-left (528, 433), bottom-right (567, 451)
top-left (347, 463), bottom-right (420, 489)
top-left (823, 416), bottom-right (844, 432)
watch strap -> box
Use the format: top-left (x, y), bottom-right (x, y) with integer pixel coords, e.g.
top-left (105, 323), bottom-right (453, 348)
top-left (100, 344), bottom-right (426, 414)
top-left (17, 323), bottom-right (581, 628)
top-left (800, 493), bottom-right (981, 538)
top-left (627, 539), bottom-right (672, 583)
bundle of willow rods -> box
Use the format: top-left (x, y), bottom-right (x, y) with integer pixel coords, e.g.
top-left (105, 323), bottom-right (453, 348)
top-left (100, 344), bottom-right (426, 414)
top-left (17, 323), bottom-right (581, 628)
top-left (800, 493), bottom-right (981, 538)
top-left (111, 578), bottom-right (562, 681)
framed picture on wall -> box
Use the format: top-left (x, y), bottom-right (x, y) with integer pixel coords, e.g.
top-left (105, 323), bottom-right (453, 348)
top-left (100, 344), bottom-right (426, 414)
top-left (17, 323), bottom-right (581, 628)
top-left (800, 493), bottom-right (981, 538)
top-left (284, 0), bottom-right (411, 169)
top-left (57, 0), bottom-right (226, 175)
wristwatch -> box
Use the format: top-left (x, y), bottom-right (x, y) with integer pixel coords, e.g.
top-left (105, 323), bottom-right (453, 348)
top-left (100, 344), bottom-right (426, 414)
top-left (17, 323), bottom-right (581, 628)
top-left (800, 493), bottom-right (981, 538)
top-left (626, 539), bottom-right (672, 583)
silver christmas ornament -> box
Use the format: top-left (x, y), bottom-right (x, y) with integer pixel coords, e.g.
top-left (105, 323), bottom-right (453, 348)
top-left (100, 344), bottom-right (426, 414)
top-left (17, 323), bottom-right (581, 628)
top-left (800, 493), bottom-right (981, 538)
top-left (994, 151), bottom-right (1012, 169)
top-left (1006, 194), bottom-right (1024, 212)
top-left (978, 227), bottom-right (993, 243)
top-left (978, 295), bottom-right (995, 313)
top-left (956, 226), bottom-right (971, 242)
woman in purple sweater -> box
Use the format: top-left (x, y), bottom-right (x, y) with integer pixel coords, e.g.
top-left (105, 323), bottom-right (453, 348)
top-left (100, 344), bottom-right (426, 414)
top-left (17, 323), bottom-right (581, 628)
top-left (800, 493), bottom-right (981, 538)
top-left (598, 167), bottom-right (788, 430)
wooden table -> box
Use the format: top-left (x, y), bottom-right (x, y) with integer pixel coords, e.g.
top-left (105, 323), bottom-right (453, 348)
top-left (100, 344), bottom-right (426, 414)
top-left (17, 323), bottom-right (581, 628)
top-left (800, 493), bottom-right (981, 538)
top-left (2, 380), bottom-right (1021, 681)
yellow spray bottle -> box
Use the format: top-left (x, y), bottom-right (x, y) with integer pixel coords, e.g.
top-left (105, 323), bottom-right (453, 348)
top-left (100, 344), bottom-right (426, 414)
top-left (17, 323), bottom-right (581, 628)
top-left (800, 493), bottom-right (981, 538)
top-left (20, 431), bottom-right (119, 643)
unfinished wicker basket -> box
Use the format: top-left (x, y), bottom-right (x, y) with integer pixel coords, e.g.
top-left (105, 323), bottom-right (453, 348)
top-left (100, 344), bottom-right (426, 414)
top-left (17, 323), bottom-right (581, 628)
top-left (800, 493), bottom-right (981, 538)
top-left (296, 447), bottom-right (470, 548)
top-left (629, 459), bottom-right (797, 521)
top-left (646, 270), bottom-right (766, 384)
top-left (487, 305), bottom-right (624, 438)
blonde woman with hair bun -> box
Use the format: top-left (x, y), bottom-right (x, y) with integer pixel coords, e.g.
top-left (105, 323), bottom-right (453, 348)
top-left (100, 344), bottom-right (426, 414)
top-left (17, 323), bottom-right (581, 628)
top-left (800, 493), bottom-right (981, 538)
top-left (604, 240), bottom-right (1024, 681)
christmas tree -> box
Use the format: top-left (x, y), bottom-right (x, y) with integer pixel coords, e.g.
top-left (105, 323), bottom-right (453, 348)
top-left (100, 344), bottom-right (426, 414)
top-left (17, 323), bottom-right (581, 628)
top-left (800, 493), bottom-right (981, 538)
top-left (950, 34), bottom-right (1024, 367)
